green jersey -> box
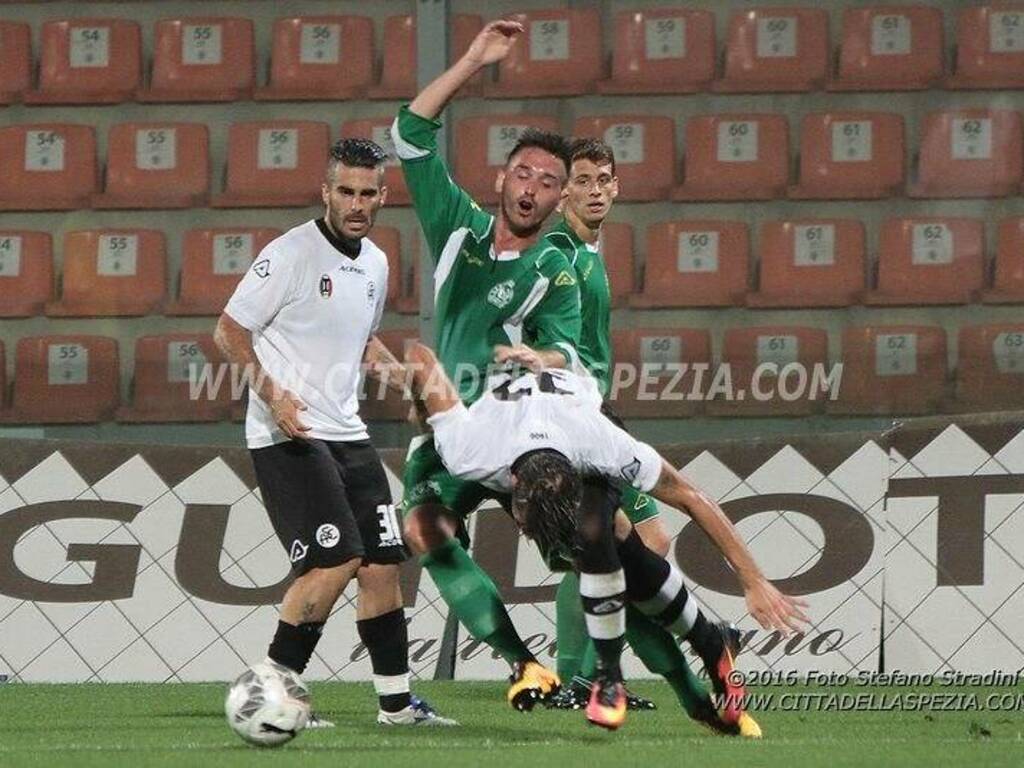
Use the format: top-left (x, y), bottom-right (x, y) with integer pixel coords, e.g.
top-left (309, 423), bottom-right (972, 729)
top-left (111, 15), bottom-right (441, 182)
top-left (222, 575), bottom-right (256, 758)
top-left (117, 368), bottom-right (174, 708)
top-left (392, 106), bottom-right (581, 403)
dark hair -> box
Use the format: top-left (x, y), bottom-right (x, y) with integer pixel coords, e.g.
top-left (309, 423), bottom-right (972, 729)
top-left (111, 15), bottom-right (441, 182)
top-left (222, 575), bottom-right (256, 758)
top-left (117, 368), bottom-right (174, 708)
top-left (569, 137), bottom-right (616, 175)
top-left (327, 138), bottom-right (387, 177)
top-left (511, 449), bottom-right (581, 559)
top-left (507, 129), bottom-right (572, 176)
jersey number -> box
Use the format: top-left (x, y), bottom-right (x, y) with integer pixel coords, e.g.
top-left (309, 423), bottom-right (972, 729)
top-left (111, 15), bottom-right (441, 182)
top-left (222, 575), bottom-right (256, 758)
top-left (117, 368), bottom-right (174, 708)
top-left (492, 371), bottom-right (572, 401)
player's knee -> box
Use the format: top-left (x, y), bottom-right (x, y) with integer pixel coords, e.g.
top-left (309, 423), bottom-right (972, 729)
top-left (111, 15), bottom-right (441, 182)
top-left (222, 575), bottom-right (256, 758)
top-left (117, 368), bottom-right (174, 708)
top-left (403, 506), bottom-right (453, 555)
top-left (636, 520), bottom-right (671, 558)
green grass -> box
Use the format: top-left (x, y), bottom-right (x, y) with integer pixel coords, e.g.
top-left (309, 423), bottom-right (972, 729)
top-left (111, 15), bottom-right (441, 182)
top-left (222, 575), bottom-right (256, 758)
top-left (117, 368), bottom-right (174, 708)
top-left (1, 681), bottom-right (1022, 768)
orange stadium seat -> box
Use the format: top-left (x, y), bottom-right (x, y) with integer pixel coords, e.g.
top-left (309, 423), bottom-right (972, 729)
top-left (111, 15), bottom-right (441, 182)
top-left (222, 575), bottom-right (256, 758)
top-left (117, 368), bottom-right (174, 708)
top-left (48, 229), bottom-right (167, 317)
top-left (166, 227), bottom-right (280, 316)
top-left (909, 109), bottom-right (1023, 198)
top-left (138, 17), bottom-right (254, 102)
top-left (93, 122), bottom-right (209, 209)
top-left (715, 7), bottom-right (829, 92)
top-left (0, 232), bottom-right (53, 318)
top-left (673, 114), bottom-right (789, 201)
top-left (369, 226), bottom-right (403, 309)
top-left (866, 217), bottom-right (985, 305)
top-left (7, 335), bottom-right (120, 424)
top-left (452, 115), bottom-right (561, 204)
top-left (708, 326), bottom-right (829, 416)
top-left (24, 18), bottom-right (140, 104)
top-left (956, 324), bottom-right (1024, 410)
top-left (0, 124), bottom-right (97, 211)
top-left (830, 325), bottom-right (947, 415)
top-left (610, 328), bottom-right (711, 418)
top-left (256, 16), bottom-right (373, 101)
top-left (118, 334), bottom-right (230, 423)
top-left (0, 22), bottom-right (31, 104)
top-left (602, 222), bottom-right (635, 308)
top-left (485, 10), bottom-right (602, 98)
top-left (572, 115), bottom-right (676, 201)
top-left (597, 9), bottom-right (715, 94)
top-left (340, 117), bottom-right (409, 205)
top-left (632, 220), bottom-right (749, 308)
top-left (948, 5), bottom-right (1024, 89)
top-left (830, 5), bottom-right (944, 91)
top-left (211, 121), bottom-right (330, 208)
top-left (789, 111), bottom-right (905, 199)
top-left (362, 329), bottom-right (420, 421)
top-left (984, 217), bottom-right (1024, 304)
top-left (748, 219), bottom-right (865, 308)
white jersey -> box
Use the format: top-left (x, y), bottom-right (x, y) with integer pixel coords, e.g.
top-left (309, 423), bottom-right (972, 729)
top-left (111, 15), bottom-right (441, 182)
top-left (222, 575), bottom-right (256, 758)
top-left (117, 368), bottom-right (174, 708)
top-left (428, 369), bottom-right (663, 494)
top-left (224, 219), bottom-right (388, 448)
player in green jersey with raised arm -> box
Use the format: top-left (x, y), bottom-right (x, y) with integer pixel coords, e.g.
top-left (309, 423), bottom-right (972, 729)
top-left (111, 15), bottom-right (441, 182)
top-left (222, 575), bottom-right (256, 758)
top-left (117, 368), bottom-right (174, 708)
top-left (390, 20), bottom-right (579, 710)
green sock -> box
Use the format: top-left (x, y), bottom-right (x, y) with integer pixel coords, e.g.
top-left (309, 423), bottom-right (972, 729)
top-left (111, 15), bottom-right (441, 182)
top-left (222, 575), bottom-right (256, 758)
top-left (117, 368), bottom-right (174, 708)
top-left (554, 572), bottom-right (590, 681)
top-left (421, 538), bottom-right (533, 664)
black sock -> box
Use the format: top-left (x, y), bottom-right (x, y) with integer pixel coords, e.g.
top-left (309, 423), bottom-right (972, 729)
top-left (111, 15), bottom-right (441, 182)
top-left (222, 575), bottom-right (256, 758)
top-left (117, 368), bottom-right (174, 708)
top-left (356, 608), bottom-right (412, 712)
top-left (267, 620), bottom-right (324, 674)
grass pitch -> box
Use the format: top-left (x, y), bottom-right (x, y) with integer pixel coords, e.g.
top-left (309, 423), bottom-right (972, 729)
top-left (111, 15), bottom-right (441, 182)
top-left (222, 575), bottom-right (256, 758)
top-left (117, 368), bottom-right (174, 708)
top-left (1, 681), bottom-right (1021, 768)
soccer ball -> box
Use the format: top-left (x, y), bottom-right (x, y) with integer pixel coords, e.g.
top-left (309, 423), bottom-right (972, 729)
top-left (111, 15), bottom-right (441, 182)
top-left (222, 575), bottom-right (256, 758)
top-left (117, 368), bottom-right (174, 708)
top-left (225, 662), bottom-right (311, 747)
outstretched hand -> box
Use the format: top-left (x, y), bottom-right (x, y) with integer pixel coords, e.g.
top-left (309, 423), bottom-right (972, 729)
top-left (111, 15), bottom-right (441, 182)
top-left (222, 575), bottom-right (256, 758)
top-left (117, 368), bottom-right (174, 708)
top-left (463, 20), bottom-right (524, 67)
top-left (493, 344), bottom-right (544, 373)
top-left (744, 578), bottom-right (811, 636)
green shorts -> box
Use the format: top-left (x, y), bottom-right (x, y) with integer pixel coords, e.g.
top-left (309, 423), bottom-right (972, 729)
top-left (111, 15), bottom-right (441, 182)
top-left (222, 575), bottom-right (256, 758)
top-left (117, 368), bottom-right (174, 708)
top-left (400, 434), bottom-right (503, 520)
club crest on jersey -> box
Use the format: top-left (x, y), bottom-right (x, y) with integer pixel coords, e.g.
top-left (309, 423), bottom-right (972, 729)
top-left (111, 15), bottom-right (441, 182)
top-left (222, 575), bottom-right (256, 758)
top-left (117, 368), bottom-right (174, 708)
top-left (319, 274), bottom-right (333, 298)
top-left (488, 279), bottom-right (515, 309)
top-left (366, 279), bottom-right (376, 305)
top-left (554, 270), bottom-right (577, 287)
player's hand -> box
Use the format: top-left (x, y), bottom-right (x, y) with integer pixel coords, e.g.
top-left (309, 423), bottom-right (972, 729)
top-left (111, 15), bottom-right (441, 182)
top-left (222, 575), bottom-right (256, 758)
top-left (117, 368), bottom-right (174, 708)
top-left (493, 344), bottom-right (544, 373)
top-left (743, 578), bottom-right (811, 636)
top-left (270, 390), bottom-right (311, 440)
top-left (463, 20), bottom-right (524, 67)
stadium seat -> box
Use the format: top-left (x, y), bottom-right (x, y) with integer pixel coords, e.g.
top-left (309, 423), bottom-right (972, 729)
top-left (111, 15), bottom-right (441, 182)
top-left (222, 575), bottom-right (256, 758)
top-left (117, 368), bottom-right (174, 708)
top-left (597, 9), bottom-right (715, 94)
top-left (789, 111), bottom-right (905, 199)
top-left (166, 227), bottom-right (281, 316)
top-left (909, 109), bottom-right (1023, 198)
top-left (485, 10), bottom-right (602, 98)
top-left (138, 17), bottom-right (254, 102)
top-left (255, 16), bottom-right (373, 101)
top-left (0, 232), bottom-right (53, 317)
top-left (339, 118), bottom-right (409, 205)
top-left (673, 114), bottom-right (790, 201)
top-left (948, 5), bottom-right (1024, 89)
top-left (117, 334), bottom-right (230, 422)
top-left (748, 219), bottom-right (865, 308)
top-left (602, 222), bottom-right (635, 308)
top-left (7, 335), bottom-right (120, 424)
top-left (0, 124), bottom-right (97, 211)
top-left (47, 229), bottom-right (167, 317)
top-left (452, 115), bottom-right (561, 205)
top-left (984, 217), bottom-right (1024, 304)
top-left (955, 324), bottom-right (1024, 410)
top-left (830, 5), bottom-right (944, 91)
top-left (93, 122), bottom-right (209, 209)
top-left (610, 328), bottom-right (711, 418)
top-left (369, 226), bottom-right (403, 309)
top-left (24, 19), bottom-right (140, 104)
top-left (571, 115), bottom-right (676, 201)
top-left (715, 7), bottom-right (829, 92)
top-left (362, 329), bottom-right (420, 421)
top-left (0, 22), bottom-right (31, 104)
top-left (829, 325), bottom-right (947, 415)
top-left (211, 121), bottom-right (330, 208)
top-left (632, 220), bottom-right (749, 308)
top-left (369, 14), bottom-right (484, 99)
top-left (708, 326), bottom-right (830, 416)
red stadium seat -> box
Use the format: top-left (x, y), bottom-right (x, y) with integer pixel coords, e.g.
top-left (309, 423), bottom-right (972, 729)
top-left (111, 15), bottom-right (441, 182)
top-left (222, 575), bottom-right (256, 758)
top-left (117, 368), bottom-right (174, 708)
top-left (830, 5), bottom-right (944, 91)
top-left (597, 9), bottom-right (715, 95)
top-left (47, 229), bottom-right (166, 317)
top-left (956, 323), bottom-right (1024, 410)
top-left (789, 112), bottom-right (905, 199)
top-left (673, 114), bottom-right (789, 201)
top-left (369, 226), bottom-right (403, 309)
top-left (948, 5), bottom-right (1024, 89)
top-left (715, 7), bottom-right (829, 92)
top-left (0, 232), bottom-right (53, 318)
top-left (7, 335), bottom-right (120, 424)
top-left (256, 16), bottom-right (373, 101)
top-left (452, 115), bottom-right (561, 204)
top-left (610, 328), bottom-right (710, 418)
top-left (0, 124), bottom-right (97, 211)
top-left (118, 334), bottom-right (230, 423)
top-left (708, 326), bottom-right (829, 416)
top-left (602, 222), bottom-right (635, 309)
top-left (571, 115), bottom-right (676, 201)
top-left (632, 220), bottom-right (749, 308)
top-left (748, 219), bottom-right (865, 308)
top-left (0, 22), bottom-right (31, 104)
top-left (93, 122), bottom-right (209, 209)
top-left (866, 218), bottom-right (984, 305)
top-left (24, 19), bottom-right (140, 104)
top-left (211, 121), bottom-right (330, 208)
top-left (340, 117), bottom-right (409, 205)
top-left (362, 329), bottom-right (420, 421)
top-left (909, 109), bottom-right (1023, 198)
top-left (485, 10), bottom-right (602, 98)
top-left (984, 217), bottom-right (1024, 304)
top-left (139, 17), bottom-right (254, 102)
top-left (166, 227), bottom-right (281, 316)
top-left (829, 325), bottom-right (947, 415)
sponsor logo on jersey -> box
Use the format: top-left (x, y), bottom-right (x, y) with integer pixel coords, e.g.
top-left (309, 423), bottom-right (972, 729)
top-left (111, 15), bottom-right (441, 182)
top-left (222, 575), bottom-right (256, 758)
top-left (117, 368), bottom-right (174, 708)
top-left (338, 263), bottom-right (366, 275)
top-left (319, 274), bottom-right (333, 298)
top-left (315, 524), bottom-right (340, 548)
top-left (487, 279), bottom-right (515, 309)
top-left (253, 259), bottom-right (271, 278)
top-left (463, 249), bottom-right (484, 267)
top-left (289, 539), bottom-right (308, 562)
top-left (620, 457), bottom-right (642, 484)
top-left (366, 279), bottom-right (376, 305)
top-left (554, 270), bottom-right (577, 287)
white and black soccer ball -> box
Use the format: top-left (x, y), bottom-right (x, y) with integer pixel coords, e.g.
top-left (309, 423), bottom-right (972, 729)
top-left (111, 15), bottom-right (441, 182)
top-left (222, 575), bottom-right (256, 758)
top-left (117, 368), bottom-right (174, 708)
top-left (225, 662), bottom-right (311, 747)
